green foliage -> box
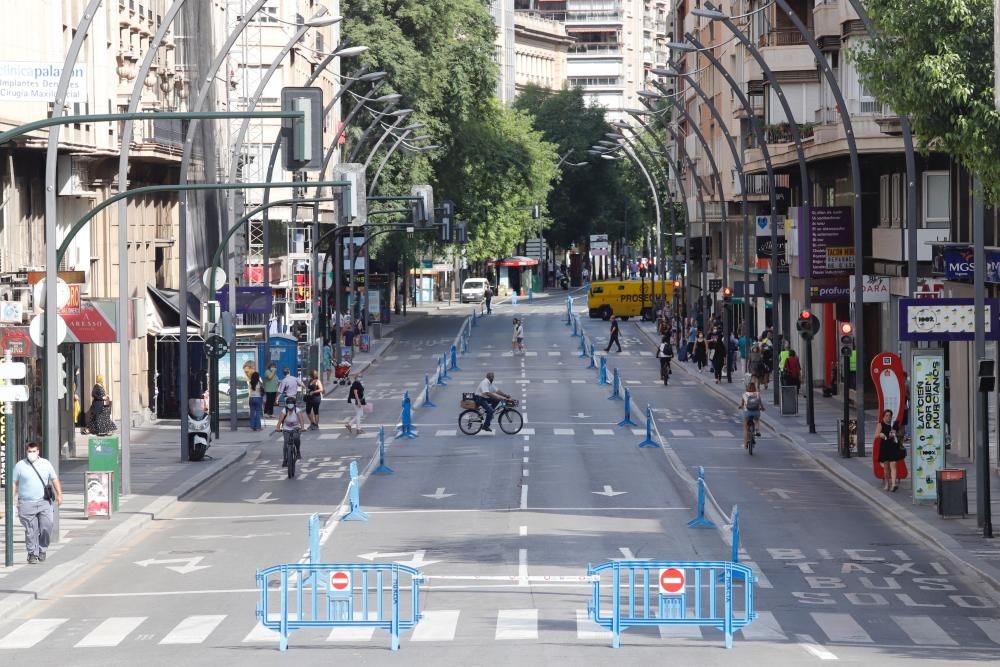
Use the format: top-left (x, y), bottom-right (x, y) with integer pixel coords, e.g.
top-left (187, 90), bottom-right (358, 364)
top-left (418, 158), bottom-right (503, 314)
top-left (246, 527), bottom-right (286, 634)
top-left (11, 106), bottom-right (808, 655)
top-left (850, 0), bottom-right (1000, 199)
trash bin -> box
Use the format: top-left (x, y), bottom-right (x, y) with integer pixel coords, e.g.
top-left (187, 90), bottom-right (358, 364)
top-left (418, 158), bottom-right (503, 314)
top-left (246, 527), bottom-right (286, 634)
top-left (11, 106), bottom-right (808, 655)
top-left (936, 468), bottom-right (968, 518)
top-left (87, 436), bottom-right (120, 511)
top-left (370, 322), bottom-right (382, 341)
top-left (780, 384), bottom-right (798, 415)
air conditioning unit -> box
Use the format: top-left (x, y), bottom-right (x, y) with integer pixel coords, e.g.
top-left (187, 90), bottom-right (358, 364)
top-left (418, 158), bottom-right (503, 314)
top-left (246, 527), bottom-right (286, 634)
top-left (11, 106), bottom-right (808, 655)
top-left (57, 155), bottom-right (98, 198)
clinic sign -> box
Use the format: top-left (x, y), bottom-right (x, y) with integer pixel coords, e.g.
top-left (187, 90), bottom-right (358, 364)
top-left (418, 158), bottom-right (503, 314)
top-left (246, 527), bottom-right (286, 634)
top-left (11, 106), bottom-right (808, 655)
top-left (911, 352), bottom-right (945, 503)
top-left (799, 206), bottom-right (853, 278)
top-left (0, 62), bottom-right (87, 103)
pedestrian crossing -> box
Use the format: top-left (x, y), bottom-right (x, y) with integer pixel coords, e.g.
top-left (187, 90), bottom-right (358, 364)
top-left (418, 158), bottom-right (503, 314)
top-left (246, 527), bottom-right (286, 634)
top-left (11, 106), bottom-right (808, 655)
top-left (3, 610), bottom-right (998, 649)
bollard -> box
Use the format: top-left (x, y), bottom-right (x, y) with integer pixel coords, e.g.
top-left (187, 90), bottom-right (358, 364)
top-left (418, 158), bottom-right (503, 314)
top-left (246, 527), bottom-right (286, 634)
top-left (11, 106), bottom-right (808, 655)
top-left (731, 505), bottom-right (740, 562)
top-left (608, 368), bottom-right (622, 400)
top-left (579, 335), bottom-right (588, 358)
top-left (450, 344), bottom-right (459, 371)
top-left (374, 426), bottom-right (394, 475)
top-left (637, 404), bottom-right (658, 448)
top-left (461, 332), bottom-right (469, 355)
top-left (341, 461), bottom-right (370, 522)
top-left (587, 343), bottom-right (597, 369)
top-left (565, 297), bottom-right (572, 325)
top-left (396, 391), bottom-right (419, 439)
top-left (572, 316), bottom-right (580, 337)
top-left (422, 374), bottom-right (436, 408)
top-left (618, 389), bottom-right (637, 427)
top-left (596, 355), bottom-right (609, 385)
top-left (472, 309), bottom-right (479, 327)
top-left (512, 293), bottom-right (518, 306)
top-left (686, 467), bottom-right (716, 529)
top-left (528, 288), bottom-right (533, 303)
top-left (441, 354), bottom-right (450, 379)
top-left (436, 357), bottom-right (447, 386)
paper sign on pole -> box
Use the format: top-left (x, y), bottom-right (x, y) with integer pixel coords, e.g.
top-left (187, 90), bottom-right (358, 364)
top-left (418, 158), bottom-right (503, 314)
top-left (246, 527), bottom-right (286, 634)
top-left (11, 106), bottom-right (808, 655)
top-left (911, 351), bottom-right (945, 502)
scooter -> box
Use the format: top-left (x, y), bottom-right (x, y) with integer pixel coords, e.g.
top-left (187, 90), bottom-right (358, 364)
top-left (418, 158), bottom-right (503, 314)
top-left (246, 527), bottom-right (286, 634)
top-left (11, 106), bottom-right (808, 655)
top-left (559, 275), bottom-right (569, 290)
top-left (187, 397), bottom-right (212, 461)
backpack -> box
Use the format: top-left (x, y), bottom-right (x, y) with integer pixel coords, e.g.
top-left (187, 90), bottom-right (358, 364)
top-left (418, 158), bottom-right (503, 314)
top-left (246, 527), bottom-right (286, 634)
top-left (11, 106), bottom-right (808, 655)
top-left (745, 393), bottom-right (761, 411)
top-left (658, 343), bottom-right (673, 359)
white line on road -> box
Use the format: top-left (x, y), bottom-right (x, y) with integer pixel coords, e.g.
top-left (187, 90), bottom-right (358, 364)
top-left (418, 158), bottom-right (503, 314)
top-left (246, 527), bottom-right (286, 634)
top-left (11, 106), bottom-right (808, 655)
top-left (891, 615), bottom-right (957, 646)
top-left (435, 430), bottom-right (457, 437)
top-left (520, 428), bottom-right (535, 435)
top-left (575, 609), bottom-right (611, 641)
top-left (243, 614), bottom-right (298, 642)
top-left (670, 429), bottom-right (694, 437)
top-left (710, 430), bottom-right (735, 438)
top-left (523, 457), bottom-right (529, 463)
top-left (519, 525), bottom-right (527, 536)
top-left (740, 611), bottom-right (785, 641)
top-left (411, 610), bottom-right (460, 641)
top-left (972, 618), bottom-right (1000, 644)
top-left (554, 428), bottom-right (575, 435)
top-left (520, 485), bottom-right (528, 509)
top-left (518, 548), bottom-right (528, 586)
top-left (159, 615), bottom-right (226, 644)
top-left (811, 613), bottom-right (873, 644)
top-left (327, 613), bottom-right (377, 641)
top-left (659, 624), bottom-right (702, 640)
top-left (495, 609), bottom-right (538, 640)
top-left (75, 617), bottom-right (147, 648)
top-left (523, 469), bottom-right (529, 477)
top-left (795, 634), bottom-right (838, 661)
top-left (592, 428), bottom-right (615, 435)
top-left (0, 619), bottom-right (67, 649)
top-left (170, 512), bottom-right (318, 521)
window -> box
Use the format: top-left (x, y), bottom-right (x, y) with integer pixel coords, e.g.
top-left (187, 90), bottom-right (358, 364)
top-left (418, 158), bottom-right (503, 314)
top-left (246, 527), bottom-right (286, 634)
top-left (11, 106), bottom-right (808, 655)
top-left (923, 171), bottom-right (949, 225)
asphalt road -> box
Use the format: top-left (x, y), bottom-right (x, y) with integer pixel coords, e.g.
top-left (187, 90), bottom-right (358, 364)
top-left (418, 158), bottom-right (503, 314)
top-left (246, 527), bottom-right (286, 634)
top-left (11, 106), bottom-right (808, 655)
top-left (0, 294), bottom-right (998, 666)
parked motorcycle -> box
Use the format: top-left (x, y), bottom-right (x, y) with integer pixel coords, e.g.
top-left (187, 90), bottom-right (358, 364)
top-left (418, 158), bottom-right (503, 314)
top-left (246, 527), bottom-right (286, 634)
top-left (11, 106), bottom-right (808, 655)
top-left (187, 397), bottom-right (212, 461)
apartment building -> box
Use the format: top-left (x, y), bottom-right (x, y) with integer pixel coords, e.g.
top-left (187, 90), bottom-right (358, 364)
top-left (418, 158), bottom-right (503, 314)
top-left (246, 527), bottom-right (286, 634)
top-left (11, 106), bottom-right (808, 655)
top-left (493, 0), bottom-right (573, 102)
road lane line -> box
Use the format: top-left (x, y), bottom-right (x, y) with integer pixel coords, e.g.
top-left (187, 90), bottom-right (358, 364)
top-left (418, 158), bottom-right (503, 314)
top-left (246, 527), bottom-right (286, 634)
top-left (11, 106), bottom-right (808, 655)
top-left (0, 619), bottom-right (67, 649)
top-left (159, 615), bottom-right (226, 644)
top-left (495, 609), bottom-right (538, 640)
top-left (740, 611), bottom-right (785, 641)
top-left (523, 469), bottom-right (529, 477)
top-left (972, 618), bottom-right (1000, 644)
top-left (554, 428), bottom-right (575, 435)
top-left (243, 614), bottom-right (298, 642)
top-left (710, 430), bottom-right (735, 438)
top-left (520, 428), bottom-right (535, 435)
top-left (520, 485), bottom-right (528, 509)
top-left (670, 429), bottom-right (694, 437)
top-left (519, 525), bottom-right (527, 536)
top-left (891, 615), bottom-right (957, 646)
top-left (811, 613), bottom-right (873, 644)
top-left (576, 609), bottom-right (611, 641)
top-left (411, 610), bottom-right (460, 641)
top-left (75, 617), bottom-right (147, 648)
top-left (435, 430), bottom-right (457, 437)
top-left (592, 428), bottom-right (615, 435)
top-left (795, 634), bottom-right (838, 660)
top-left (518, 548), bottom-right (528, 586)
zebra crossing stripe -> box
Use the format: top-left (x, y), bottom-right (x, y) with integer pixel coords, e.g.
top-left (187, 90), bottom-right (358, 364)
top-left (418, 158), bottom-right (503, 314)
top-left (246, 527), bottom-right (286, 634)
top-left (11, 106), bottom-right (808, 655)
top-left (327, 613), bottom-right (378, 641)
top-left (159, 615), bottom-right (226, 645)
top-left (554, 428), bottom-right (575, 436)
top-left (972, 617), bottom-right (1000, 644)
top-left (495, 609), bottom-right (538, 640)
top-left (0, 619), bottom-right (67, 649)
top-left (411, 610), bottom-right (460, 641)
top-left (740, 611), bottom-right (785, 641)
top-left (811, 612), bottom-right (873, 644)
top-left (892, 615), bottom-right (957, 646)
top-left (243, 614), bottom-right (298, 643)
top-left (659, 624), bottom-right (702, 640)
top-left (435, 429), bottom-right (457, 437)
top-left (318, 433), bottom-right (340, 440)
top-left (575, 609), bottom-right (611, 641)
top-left (670, 429), bottom-right (694, 437)
top-left (710, 430), bottom-right (735, 438)
top-left (75, 617), bottom-right (147, 648)
top-left (592, 429), bottom-right (615, 436)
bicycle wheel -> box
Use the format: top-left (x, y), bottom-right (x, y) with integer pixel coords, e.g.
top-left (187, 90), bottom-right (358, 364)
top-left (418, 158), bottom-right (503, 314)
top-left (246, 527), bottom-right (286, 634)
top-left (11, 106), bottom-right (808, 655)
top-left (498, 408), bottom-right (523, 435)
top-left (458, 409), bottom-right (483, 435)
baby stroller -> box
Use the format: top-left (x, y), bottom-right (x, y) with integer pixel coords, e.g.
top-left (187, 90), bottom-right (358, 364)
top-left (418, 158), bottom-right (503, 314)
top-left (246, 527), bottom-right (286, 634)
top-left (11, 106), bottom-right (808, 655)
top-left (334, 360), bottom-right (352, 385)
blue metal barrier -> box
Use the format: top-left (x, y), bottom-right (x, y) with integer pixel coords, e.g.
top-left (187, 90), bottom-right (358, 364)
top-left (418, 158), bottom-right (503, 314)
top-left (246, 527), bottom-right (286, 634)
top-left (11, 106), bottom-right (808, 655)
top-left (396, 392), bottom-right (418, 439)
top-left (450, 345), bottom-right (459, 371)
top-left (374, 426), bottom-right (393, 475)
top-left (609, 368), bottom-right (622, 400)
top-left (637, 404), bottom-right (658, 448)
top-left (256, 562), bottom-right (424, 651)
top-left (618, 388), bottom-right (637, 427)
top-left (565, 297), bottom-right (573, 325)
top-left (528, 288), bottom-right (533, 303)
top-left (587, 343), bottom-right (597, 369)
top-left (461, 332), bottom-right (468, 355)
top-left (308, 513), bottom-right (321, 564)
top-left (422, 374), bottom-right (436, 408)
top-left (596, 356), bottom-right (610, 385)
top-left (731, 505), bottom-right (740, 563)
top-left (511, 293), bottom-right (518, 306)
top-left (586, 560), bottom-right (757, 649)
top-left (687, 467), bottom-right (716, 529)
top-left (341, 461), bottom-right (369, 522)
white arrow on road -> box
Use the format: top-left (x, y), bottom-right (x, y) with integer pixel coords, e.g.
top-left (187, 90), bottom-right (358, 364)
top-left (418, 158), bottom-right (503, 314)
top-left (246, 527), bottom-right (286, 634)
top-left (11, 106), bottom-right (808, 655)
top-left (134, 556), bottom-right (211, 574)
top-left (421, 487), bottom-right (455, 500)
top-left (243, 492), bottom-right (278, 504)
top-left (618, 547), bottom-right (649, 561)
top-left (593, 485), bottom-right (627, 497)
top-left (357, 550), bottom-right (440, 567)
top-left (764, 488), bottom-right (796, 501)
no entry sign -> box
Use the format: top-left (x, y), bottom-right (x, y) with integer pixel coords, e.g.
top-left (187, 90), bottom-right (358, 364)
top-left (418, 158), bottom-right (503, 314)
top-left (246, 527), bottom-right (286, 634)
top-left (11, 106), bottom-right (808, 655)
top-left (659, 568), bottom-right (685, 594)
top-left (330, 570), bottom-right (352, 592)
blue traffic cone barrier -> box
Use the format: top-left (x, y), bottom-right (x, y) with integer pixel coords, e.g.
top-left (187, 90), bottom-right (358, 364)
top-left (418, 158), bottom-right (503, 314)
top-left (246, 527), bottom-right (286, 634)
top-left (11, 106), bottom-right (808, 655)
top-left (596, 356), bottom-right (609, 385)
top-left (637, 404), bottom-right (658, 448)
top-left (422, 374), bottom-right (436, 408)
top-left (587, 343), bottom-right (597, 369)
top-left (373, 426), bottom-right (394, 475)
top-left (687, 467), bottom-right (716, 528)
top-left (618, 388), bottom-right (637, 427)
top-left (608, 368), bottom-right (622, 399)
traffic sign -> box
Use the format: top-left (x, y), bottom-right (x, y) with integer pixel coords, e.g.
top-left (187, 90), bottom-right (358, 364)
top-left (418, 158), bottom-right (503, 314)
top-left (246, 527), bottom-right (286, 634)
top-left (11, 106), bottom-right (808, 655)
top-left (659, 568), bottom-right (685, 594)
top-left (0, 385), bottom-right (29, 402)
top-left (330, 570), bottom-right (352, 592)
top-left (28, 313), bottom-right (68, 346)
top-left (0, 360), bottom-right (26, 380)
top-left (0, 328), bottom-right (31, 356)
top-left (205, 335), bottom-right (229, 360)
top-left (709, 278), bottom-right (723, 293)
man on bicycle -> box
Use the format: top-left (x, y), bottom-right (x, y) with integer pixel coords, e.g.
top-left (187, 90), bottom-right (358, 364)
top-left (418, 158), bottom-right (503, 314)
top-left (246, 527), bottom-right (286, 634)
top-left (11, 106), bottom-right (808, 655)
top-left (739, 381), bottom-right (764, 449)
top-left (656, 334), bottom-right (673, 386)
top-left (275, 396), bottom-right (302, 467)
top-left (474, 372), bottom-right (512, 433)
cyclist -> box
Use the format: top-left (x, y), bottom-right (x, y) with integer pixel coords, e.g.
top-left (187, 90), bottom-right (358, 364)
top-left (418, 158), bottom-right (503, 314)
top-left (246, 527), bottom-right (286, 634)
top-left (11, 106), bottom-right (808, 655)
top-left (275, 396), bottom-right (302, 468)
top-left (656, 334), bottom-right (673, 386)
top-left (739, 381), bottom-right (763, 449)
top-left (474, 372), bottom-right (512, 433)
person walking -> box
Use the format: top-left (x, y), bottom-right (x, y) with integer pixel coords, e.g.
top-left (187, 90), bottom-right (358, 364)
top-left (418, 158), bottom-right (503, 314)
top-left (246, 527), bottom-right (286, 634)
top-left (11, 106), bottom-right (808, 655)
top-left (760, 337), bottom-right (774, 390)
top-left (711, 335), bottom-right (727, 384)
top-left (263, 363), bottom-right (279, 418)
top-left (345, 375), bottom-right (366, 434)
top-left (304, 369), bottom-right (323, 430)
top-left (511, 318), bottom-right (521, 355)
top-left (876, 409), bottom-right (906, 492)
top-left (748, 342), bottom-right (765, 387)
top-left (783, 349), bottom-right (802, 396)
top-left (277, 367), bottom-right (300, 404)
top-left (514, 318), bottom-right (525, 354)
top-left (248, 371), bottom-right (264, 431)
top-left (11, 442), bottom-right (63, 564)
top-left (605, 316), bottom-right (622, 353)
top-left (656, 335), bottom-right (674, 386)
top-left (693, 331), bottom-right (709, 372)
top-left (686, 323), bottom-right (697, 360)
top-left (86, 374), bottom-right (116, 436)
top-left (484, 284), bottom-right (493, 314)
top-left (738, 330), bottom-right (750, 375)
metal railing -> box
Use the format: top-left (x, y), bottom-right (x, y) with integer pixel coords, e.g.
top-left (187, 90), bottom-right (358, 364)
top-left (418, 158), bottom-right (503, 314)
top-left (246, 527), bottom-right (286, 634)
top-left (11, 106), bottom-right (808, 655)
top-left (759, 28), bottom-right (808, 47)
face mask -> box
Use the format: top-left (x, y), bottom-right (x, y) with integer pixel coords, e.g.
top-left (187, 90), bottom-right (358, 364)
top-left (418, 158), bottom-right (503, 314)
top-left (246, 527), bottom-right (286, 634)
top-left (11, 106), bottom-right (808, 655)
top-left (27, 452), bottom-right (39, 462)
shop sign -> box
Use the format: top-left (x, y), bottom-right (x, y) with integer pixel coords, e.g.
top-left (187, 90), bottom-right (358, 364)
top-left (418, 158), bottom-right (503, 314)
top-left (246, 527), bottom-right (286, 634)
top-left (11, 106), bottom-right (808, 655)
top-left (0, 301), bottom-right (22, 324)
top-left (799, 206), bottom-right (854, 278)
top-left (215, 286), bottom-right (273, 316)
top-left (809, 277), bottom-right (851, 303)
top-left (59, 298), bottom-right (118, 344)
top-left (0, 62), bottom-right (87, 103)
top-left (911, 352), bottom-right (945, 502)
top-left (849, 275), bottom-right (890, 303)
top-left (0, 327), bottom-right (31, 355)
top-left (755, 236), bottom-right (789, 273)
top-left (899, 298), bottom-right (1000, 342)
top-left (937, 244), bottom-right (1000, 283)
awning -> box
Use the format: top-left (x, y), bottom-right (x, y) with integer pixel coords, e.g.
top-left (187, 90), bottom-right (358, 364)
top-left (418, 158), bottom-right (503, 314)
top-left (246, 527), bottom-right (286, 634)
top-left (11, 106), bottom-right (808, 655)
top-left (147, 285), bottom-right (201, 333)
top-left (493, 256), bottom-right (539, 268)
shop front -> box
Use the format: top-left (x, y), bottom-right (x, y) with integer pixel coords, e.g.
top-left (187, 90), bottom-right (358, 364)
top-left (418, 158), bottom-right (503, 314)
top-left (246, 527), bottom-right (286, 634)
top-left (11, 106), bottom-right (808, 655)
top-left (492, 256), bottom-right (540, 296)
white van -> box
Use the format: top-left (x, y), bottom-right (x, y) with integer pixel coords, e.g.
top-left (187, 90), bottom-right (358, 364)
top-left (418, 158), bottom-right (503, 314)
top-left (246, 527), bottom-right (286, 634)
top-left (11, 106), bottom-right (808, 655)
top-left (461, 278), bottom-right (491, 303)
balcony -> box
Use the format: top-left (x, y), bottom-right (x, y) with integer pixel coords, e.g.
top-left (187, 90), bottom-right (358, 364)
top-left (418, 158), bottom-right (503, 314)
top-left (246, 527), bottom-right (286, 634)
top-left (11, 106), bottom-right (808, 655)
top-left (568, 42), bottom-right (622, 56)
top-left (745, 122), bottom-right (816, 148)
top-left (758, 28), bottom-right (808, 48)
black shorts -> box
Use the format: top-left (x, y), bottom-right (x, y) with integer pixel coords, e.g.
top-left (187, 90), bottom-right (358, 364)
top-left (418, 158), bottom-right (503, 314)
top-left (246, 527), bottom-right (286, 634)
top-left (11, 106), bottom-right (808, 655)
top-left (305, 398), bottom-right (321, 415)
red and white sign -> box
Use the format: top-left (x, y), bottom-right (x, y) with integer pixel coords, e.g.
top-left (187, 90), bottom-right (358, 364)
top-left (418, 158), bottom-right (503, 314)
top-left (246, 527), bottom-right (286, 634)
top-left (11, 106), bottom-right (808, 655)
top-left (59, 298), bottom-right (118, 344)
top-left (659, 568), bottom-right (685, 594)
top-left (329, 570), bottom-right (352, 592)
top-left (0, 327), bottom-right (31, 356)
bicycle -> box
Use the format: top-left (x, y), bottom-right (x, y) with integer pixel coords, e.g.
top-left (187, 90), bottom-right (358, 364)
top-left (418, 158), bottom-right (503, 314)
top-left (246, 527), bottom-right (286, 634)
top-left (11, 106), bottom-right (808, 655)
top-left (281, 428), bottom-right (302, 478)
top-left (458, 394), bottom-right (523, 435)
top-left (744, 415), bottom-right (756, 455)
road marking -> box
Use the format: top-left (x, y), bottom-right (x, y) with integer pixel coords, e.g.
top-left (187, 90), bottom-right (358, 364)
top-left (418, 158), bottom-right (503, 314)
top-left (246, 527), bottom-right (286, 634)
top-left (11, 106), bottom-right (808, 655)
top-left (741, 611), bottom-right (785, 641)
top-left (795, 634), bottom-right (838, 660)
top-left (518, 549), bottom-right (528, 586)
top-left (376, 382), bottom-right (393, 387)
top-left (244, 614), bottom-right (298, 642)
top-left (525, 351), bottom-right (537, 357)
top-left (811, 612), bottom-right (873, 643)
top-left (327, 613), bottom-right (377, 641)
top-left (523, 469), bottom-right (529, 477)
top-left (520, 428), bottom-right (535, 435)
top-left (571, 380), bottom-right (586, 384)
top-left (0, 619), bottom-right (67, 649)
top-left (670, 429), bottom-right (694, 437)
top-left (318, 433), bottom-right (341, 440)
top-left (659, 624), bottom-right (702, 640)
top-left (593, 428), bottom-right (615, 435)
top-left (408, 354), bottom-right (423, 360)
top-left (524, 446), bottom-right (529, 452)
top-left (435, 430), bottom-right (457, 437)
top-left (543, 379), bottom-right (558, 384)
top-left (495, 609), bottom-right (538, 640)
top-left (519, 525), bottom-right (528, 536)
top-left (520, 485), bottom-right (528, 509)
top-left (972, 617), bottom-right (1000, 644)
top-left (554, 428), bottom-right (575, 435)
top-left (383, 356), bottom-right (398, 361)
top-left (626, 380), bottom-right (642, 385)
top-left (411, 610), bottom-right (460, 641)
top-left (576, 609), bottom-right (611, 641)
top-left (631, 429), bottom-right (647, 436)
top-left (523, 457), bottom-right (529, 463)
top-left (159, 615), bottom-right (226, 644)
top-left (891, 615), bottom-right (957, 646)
top-left (710, 430), bottom-right (735, 438)
top-left (547, 351), bottom-right (561, 356)
top-left (75, 617), bottom-right (147, 648)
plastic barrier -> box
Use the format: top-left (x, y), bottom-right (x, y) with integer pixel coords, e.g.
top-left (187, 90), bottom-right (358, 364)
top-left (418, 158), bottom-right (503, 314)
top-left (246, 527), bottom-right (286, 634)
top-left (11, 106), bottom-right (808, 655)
top-left (396, 392), bottom-right (418, 439)
top-left (637, 404), bottom-right (658, 448)
top-left (435, 357), bottom-right (447, 386)
top-left (341, 461), bottom-right (369, 522)
top-left (579, 335), bottom-right (588, 358)
top-left (566, 297), bottom-right (573, 325)
top-left (609, 368), bottom-right (622, 400)
top-left (586, 559), bottom-right (757, 649)
top-left (374, 426), bottom-right (393, 475)
top-left (618, 388), bottom-right (637, 427)
top-left (511, 293), bottom-right (518, 306)
top-left (461, 333), bottom-right (468, 355)
top-left (572, 316), bottom-right (580, 337)
top-left (441, 354), bottom-right (450, 380)
top-left (450, 345), bottom-right (459, 371)
top-left (731, 505), bottom-right (740, 563)
top-left (687, 467), bottom-right (716, 529)
top-left (422, 374), bottom-right (436, 408)
top-left (255, 562), bottom-right (424, 651)
top-left (472, 309), bottom-right (479, 327)
top-left (587, 343), bottom-right (597, 369)
top-left (596, 356), bottom-right (610, 385)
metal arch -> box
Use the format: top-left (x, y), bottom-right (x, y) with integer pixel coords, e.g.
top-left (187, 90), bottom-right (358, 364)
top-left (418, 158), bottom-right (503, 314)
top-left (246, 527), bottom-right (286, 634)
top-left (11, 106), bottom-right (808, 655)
top-left (369, 127), bottom-right (417, 196)
top-left (348, 103), bottom-right (400, 163)
top-left (615, 138), bottom-right (665, 292)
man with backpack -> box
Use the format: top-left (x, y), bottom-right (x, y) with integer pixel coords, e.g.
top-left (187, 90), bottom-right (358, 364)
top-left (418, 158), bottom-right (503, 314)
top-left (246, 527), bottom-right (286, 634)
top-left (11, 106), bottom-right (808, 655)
top-left (656, 335), bottom-right (674, 386)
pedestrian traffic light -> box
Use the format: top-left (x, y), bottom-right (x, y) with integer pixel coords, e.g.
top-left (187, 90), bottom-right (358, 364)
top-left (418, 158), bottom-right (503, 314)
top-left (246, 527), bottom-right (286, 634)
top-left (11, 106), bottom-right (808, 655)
top-left (531, 204), bottom-right (541, 219)
top-left (797, 309), bottom-right (821, 340)
top-left (455, 221), bottom-right (468, 244)
top-left (280, 87), bottom-right (324, 171)
top-left (722, 286), bottom-right (733, 302)
top-left (839, 322), bottom-right (855, 357)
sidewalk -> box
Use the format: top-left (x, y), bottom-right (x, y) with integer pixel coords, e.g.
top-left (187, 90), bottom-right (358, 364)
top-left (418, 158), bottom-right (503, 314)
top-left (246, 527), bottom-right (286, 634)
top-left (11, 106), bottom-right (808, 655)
top-left (633, 319), bottom-right (1000, 594)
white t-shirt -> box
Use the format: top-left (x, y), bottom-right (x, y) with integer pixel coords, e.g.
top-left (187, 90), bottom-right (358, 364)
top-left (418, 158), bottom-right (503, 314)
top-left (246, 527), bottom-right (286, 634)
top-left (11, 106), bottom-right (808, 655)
top-left (476, 378), bottom-right (496, 396)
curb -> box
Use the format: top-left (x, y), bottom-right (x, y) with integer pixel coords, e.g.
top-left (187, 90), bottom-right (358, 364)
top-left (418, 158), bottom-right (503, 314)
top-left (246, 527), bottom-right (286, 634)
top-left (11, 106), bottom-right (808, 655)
top-left (0, 443), bottom-right (254, 619)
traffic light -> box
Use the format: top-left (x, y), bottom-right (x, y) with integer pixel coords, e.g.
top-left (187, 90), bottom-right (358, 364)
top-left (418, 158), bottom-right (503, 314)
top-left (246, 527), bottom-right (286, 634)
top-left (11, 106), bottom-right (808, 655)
top-left (722, 286), bottom-right (733, 302)
top-left (673, 279), bottom-right (681, 289)
top-left (797, 309), bottom-right (821, 341)
top-left (280, 87), bottom-right (324, 171)
top-left (531, 204), bottom-right (541, 219)
top-left (839, 322), bottom-right (855, 357)
top-left (57, 352), bottom-right (67, 400)
top-left (411, 184), bottom-right (434, 227)
top-left (440, 200), bottom-right (454, 242)
top-left (455, 221), bottom-right (468, 244)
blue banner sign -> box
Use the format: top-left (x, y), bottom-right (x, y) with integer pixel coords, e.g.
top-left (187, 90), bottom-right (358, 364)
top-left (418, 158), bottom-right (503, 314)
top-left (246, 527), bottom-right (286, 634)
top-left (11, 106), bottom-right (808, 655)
top-left (940, 245), bottom-right (1000, 283)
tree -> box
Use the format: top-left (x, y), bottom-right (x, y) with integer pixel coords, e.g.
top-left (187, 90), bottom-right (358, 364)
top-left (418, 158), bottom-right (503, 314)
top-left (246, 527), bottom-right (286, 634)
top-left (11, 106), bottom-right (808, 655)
top-left (851, 0), bottom-right (1000, 199)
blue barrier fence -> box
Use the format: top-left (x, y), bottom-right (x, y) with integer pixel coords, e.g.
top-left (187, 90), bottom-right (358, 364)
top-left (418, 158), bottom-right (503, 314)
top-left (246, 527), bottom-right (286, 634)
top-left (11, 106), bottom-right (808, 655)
top-left (578, 335), bottom-right (588, 357)
top-left (422, 375), bottom-right (436, 408)
top-left (472, 309), bottom-right (478, 327)
top-left (396, 392), bottom-right (418, 439)
top-left (435, 357), bottom-right (447, 386)
top-left (587, 560), bottom-right (757, 649)
top-left (687, 466), bottom-right (716, 529)
top-left (587, 343), bottom-right (597, 369)
top-left (597, 356), bottom-right (609, 385)
top-left (450, 345), bottom-right (459, 371)
top-left (256, 562), bottom-right (424, 651)
top-left (731, 505), bottom-right (740, 563)
top-left (572, 316), bottom-right (580, 337)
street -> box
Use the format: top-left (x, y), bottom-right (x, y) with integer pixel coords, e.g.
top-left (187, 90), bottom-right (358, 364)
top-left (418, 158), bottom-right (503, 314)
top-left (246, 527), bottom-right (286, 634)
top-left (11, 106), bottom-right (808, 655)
top-left (0, 296), bottom-right (997, 665)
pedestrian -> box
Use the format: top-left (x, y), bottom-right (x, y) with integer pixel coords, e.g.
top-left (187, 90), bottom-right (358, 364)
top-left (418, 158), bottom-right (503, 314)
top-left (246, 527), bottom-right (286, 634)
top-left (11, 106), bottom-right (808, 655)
top-left (305, 369), bottom-right (323, 430)
top-left (11, 442), bottom-right (62, 564)
top-left (876, 409), bottom-right (906, 492)
top-left (277, 366), bottom-right (300, 404)
top-left (248, 371), bottom-right (264, 431)
top-left (484, 284), bottom-right (493, 314)
top-left (263, 362), bottom-right (279, 418)
top-left (711, 335), bottom-right (727, 384)
top-left (322, 342), bottom-right (333, 385)
top-left (515, 318), bottom-right (525, 354)
top-left (693, 331), bottom-right (708, 372)
top-left (778, 340), bottom-right (791, 372)
top-left (345, 375), bottom-right (366, 435)
top-left (748, 343), bottom-right (766, 388)
top-left (656, 334), bottom-right (673, 386)
top-left (86, 374), bottom-right (116, 436)
top-left (760, 337), bottom-right (774, 390)
top-left (686, 323), bottom-right (697, 360)
top-left (605, 316), bottom-right (622, 353)
top-left (783, 349), bottom-right (802, 396)
top-left (512, 318), bottom-right (520, 355)
top-left (738, 330), bottom-right (750, 375)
